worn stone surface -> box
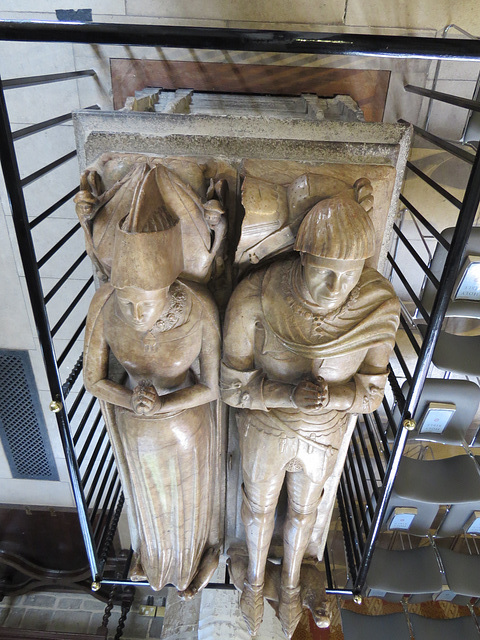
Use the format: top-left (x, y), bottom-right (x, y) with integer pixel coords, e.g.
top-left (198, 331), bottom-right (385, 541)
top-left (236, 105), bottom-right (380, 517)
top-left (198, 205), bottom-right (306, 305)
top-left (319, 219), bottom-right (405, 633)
top-left (81, 162), bottom-right (223, 593)
top-left (73, 111), bottom-right (410, 276)
top-left (222, 185), bottom-right (400, 637)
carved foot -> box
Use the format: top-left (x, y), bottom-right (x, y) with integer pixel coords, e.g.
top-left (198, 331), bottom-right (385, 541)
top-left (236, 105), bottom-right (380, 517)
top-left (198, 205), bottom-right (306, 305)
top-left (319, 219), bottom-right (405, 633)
top-left (240, 581), bottom-right (264, 636)
top-left (278, 585), bottom-right (303, 639)
top-left (179, 547), bottom-right (220, 600)
top-left (308, 599), bottom-right (330, 629)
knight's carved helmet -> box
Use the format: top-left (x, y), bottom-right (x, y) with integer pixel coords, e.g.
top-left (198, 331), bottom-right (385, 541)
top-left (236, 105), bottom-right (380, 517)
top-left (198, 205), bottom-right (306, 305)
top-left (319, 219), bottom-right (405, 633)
top-left (294, 182), bottom-right (376, 261)
top-left (111, 165), bottom-right (183, 290)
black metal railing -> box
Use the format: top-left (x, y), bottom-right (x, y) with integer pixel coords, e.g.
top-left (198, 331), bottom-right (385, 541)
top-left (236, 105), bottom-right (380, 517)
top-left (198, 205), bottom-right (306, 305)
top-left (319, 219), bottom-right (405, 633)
top-left (0, 66), bottom-right (110, 584)
top-left (1, 19), bottom-right (480, 598)
top-left (334, 80), bottom-right (480, 594)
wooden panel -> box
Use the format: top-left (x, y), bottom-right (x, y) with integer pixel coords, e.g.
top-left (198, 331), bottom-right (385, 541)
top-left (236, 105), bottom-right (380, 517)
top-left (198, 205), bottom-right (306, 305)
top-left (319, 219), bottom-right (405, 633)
top-left (111, 60), bottom-right (390, 122)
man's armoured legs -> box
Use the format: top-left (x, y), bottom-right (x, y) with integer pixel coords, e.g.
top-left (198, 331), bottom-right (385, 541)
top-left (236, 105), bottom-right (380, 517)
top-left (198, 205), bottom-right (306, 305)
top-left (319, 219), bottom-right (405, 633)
top-left (240, 470), bottom-right (285, 636)
top-left (278, 471), bottom-right (325, 638)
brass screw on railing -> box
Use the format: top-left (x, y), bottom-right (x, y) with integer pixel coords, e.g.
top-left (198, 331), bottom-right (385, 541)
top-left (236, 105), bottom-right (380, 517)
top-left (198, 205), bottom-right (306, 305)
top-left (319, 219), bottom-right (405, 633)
top-left (91, 581), bottom-right (101, 592)
top-left (403, 419), bottom-right (416, 431)
top-left (49, 399), bottom-right (62, 413)
top-left (353, 594), bottom-right (363, 605)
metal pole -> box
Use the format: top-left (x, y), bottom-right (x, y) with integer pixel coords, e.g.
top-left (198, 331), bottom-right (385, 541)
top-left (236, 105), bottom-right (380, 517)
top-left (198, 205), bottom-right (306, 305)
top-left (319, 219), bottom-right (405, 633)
top-left (1, 20), bottom-right (480, 60)
top-left (0, 75), bottom-right (100, 582)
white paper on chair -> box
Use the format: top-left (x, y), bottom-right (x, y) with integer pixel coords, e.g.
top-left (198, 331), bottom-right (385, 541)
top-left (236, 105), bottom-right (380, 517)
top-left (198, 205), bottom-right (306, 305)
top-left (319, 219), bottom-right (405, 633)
top-left (453, 254), bottom-right (480, 301)
top-left (418, 402), bottom-right (456, 434)
top-left (464, 511), bottom-right (480, 535)
top-left (388, 506), bottom-right (417, 530)
top-left (434, 589), bottom-right (456, 602)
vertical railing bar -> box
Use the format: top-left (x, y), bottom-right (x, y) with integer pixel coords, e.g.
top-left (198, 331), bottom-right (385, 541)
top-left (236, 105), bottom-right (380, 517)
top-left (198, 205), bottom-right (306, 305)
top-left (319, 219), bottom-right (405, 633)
top-left (398, 118), bottom-right (475, 164)
top-left (342, 462), bottom-right (365, 554)
top-left (73, 396), bottom-right (96, 445)
top-left (323, 545), bottom-right (334, 590)
top-left (94, 475), bottom-right (120, 541)
top-left (404, 83), bottom-right (480, 112)
top-left (393, 223), bottom-right (440, 288)
top-left (29, 186), bottom-right (79, 229)
top-left (13, 105), bottom-right (99, 141)
top-left (51, 277), bottom-right (93, 337)
top-left (77, 415), bottom-right (103, 467)
top-left (356, 423), bottom-right (380, 500)
top-left (388, 369), bottom-right (406, 414)
top-left (67, 385), bottom-right (86, 421)
top-left (393, 344), bottom-right (413, 384)
top-left (339, 478), bottom-right (361, 568)
top-left (13, 111), bottom-right (73, 140)
top-left (36, 222), bottom-right (81, 268)
top-left (406, 161), bottom-right (462, 208)
top-left (387, 254), bottom-right (431, 323)
top-left (351, 433), bottom-right (375, 520)
top-left (399, 313), bottom-right (421, 356)
top-left (399, 195), bottom-right (451, 249)
top-left (372, 410), bottom-right (391, 460)
top-left (0, 74), bottom-right (98, 580)
top-left (363, 414), bottom-right (386, 483)
top-left (347, 448), bottom-right (369, 540)
top-left (89, 458), bottom-right (116, 523)
top-left (98, 492), bottom-right (125, 575)
top-left (3, 69), bottom-right (96, 89)
top-left (86, 453), bottom-right (115, 507)
top-left (57, 316), bottom-right (86, 367)
top-left (98, 482), bottom-right (123, 553)
top-left (337, 483), bottom-right (358, 580)
top-left (382, 396), bottom-right (398, 439)
top-left (81, 427), bottom-right (108, 485)
top-left (44, 251), bottom-right (87, 303)
top-left (20, 149), bottom-right (77, 187)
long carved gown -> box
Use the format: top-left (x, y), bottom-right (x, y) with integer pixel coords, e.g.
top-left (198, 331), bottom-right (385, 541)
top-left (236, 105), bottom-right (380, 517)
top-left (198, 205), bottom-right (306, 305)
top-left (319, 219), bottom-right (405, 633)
top-left (84, 279), bottom-right (220, 591)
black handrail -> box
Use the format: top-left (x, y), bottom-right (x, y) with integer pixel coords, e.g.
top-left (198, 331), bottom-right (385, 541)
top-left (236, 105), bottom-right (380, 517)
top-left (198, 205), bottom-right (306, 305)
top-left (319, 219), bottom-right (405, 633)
top-left (1, 20), bottom-right (480, 60)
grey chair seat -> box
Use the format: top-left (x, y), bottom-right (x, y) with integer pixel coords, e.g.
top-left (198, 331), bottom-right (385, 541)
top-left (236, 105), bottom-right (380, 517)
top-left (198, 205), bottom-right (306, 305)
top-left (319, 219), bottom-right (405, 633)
top-left (383, 454), bottom-right (480, 536)
top-left (388, 378), bottom-right (480, 446)
top-left (366, 546), bottom-right (443, 598)
top-left (409, 612), bottom-right (480, 639)
top-left (437, 502), bottom-right (480, 537)
top-left (421, 227), bottom-right (480, 319)
top-left (437, 548), bottom-right (480, 598)
top-left (340, 610), bottom-right (411, 640)
top-left (417, 325), bottom-right (480, 376)
top-left (393, 455), bottom-right (480, 504)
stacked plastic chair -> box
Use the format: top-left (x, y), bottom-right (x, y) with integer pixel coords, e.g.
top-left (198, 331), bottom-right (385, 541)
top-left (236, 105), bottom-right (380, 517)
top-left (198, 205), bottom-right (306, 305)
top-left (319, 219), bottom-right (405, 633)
top-left (366, 378), bottom-right (480, 603)
top-left (417, 227), bottom-right (480, 376)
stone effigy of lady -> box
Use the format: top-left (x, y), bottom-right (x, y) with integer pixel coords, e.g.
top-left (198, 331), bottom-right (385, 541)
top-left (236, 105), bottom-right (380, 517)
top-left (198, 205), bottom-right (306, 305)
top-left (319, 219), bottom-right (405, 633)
top-left (221, 192), bottom-right (400, 637)
top-left (83, 166), bottom-right (221, 594)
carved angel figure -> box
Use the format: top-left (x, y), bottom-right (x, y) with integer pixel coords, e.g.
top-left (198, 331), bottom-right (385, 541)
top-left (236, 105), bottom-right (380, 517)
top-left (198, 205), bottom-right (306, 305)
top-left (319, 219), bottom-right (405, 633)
top-left (83, 167), bottom-right (221, 593)
top-left (74, 154), bottom-right (227, 284)
top-left (222, 191), bottom-right (400, 637)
